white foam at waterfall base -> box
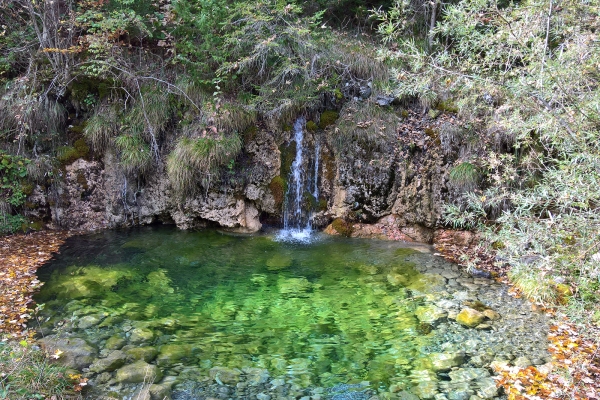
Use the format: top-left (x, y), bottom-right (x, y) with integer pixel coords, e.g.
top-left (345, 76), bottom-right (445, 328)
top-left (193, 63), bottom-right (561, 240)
top-left (274, 227), bottom-right (316, 243)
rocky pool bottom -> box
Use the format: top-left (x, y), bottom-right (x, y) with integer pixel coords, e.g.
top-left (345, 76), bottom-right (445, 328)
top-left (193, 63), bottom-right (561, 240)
top-left (32, 227), bottom-right (550, 400)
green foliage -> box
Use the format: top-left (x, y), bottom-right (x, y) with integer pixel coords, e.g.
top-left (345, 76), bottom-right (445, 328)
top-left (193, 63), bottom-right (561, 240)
top-left (167, 134), bottom-right (242, 195)
top-left (0, 152), bottom-right (29, 207)
top-left (306, 120), bottom-right (318, 132)
top-left (371, 0), bottom-right (600, 326)
top-left (0, 214), bottom-right (25, 235)
top-left (56, 140), bottom-right (89, 166)
top-left (0, 340), bottom-right (75, 399)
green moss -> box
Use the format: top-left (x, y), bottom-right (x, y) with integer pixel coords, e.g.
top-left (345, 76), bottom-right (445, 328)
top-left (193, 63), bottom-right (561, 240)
top-left (303, 191), bottom-right (317, 209)
top-left (56, 146), bottom-right (81, 165)
top-left (334, 89), bottom-right (343, 100)
top-left (74, 138), bottom-right (90, 158)
top-left (435, 100), bottom-right (459, 114)
top-left (269, 176), bottom-right (286, 210)
top-left (21, 183), bottom-right (34, 196)
top-left (400, 109), bottom-right (409, 119)
top-left (318, 198), bottom-right (328, 211)
top-left (280, 141), bottom-right (296, 179)
top-left (331, 218), bottom-right (353, 237)
top-left (321, 148), bottom-right (336, 183)
top-left (319, 111), bottom-right (339, 129)
top-left (424, 127), bottom-right (441, 146)
top-left (243, 125), bottom-right (258, 146)
top-left (68, 123), bottom-right (86, 135)
top-left (306, 120), bottom-right (318, 132)
top-left (56, 139), bottom-right (90, 165)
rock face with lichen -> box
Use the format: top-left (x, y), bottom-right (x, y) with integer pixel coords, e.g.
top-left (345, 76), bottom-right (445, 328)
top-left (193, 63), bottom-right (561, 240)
top-left (42, 103), bottom-right (459, 236)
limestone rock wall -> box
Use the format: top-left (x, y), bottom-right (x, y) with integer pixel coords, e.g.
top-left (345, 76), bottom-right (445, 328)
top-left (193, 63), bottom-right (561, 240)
top-left (44, 105), bottom-right (457, 237)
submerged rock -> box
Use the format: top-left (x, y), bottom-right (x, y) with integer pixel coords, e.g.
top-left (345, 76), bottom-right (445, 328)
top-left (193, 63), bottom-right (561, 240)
top-left (115, 360), bottom-right (163, 383)
top-left (104, 336), bottom-right (127, 350)
top-left (129, 327), bottom-right (155, 344)
top-left (456, 307), bottom-right (486, 328)
top-left (156, 344), bottom-right (194, 366)
top-left (415, 305), bottom-right (448, 324)
top-left (125, 346), bottom-right (159, 362)
top-left (89, 350), bottom-right (127, 373)
top-left (209, 366), bottom-right (242, 385)
top-left (38, 336), bottom-right (97, 369)
top-left (429, 352), bottom-right (466, 372)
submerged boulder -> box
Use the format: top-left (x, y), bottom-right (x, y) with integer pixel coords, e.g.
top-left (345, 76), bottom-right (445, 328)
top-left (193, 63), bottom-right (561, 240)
top-left (115, 360), bottom-right (163, 383)
top-left (89, 350), bottom-right (127, 373)
top-left (38, 336), bottom-right (97, 370)
top-left (456, 307), bottom-right (486, 328)
top-left (429, 352), bottom-right (466, 372)
top-left (209, 366), bottom-right (242, 385)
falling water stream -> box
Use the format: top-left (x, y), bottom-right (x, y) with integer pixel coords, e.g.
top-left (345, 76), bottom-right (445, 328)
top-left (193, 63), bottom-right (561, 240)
top-left (277, 118), bottom-right (319, 242)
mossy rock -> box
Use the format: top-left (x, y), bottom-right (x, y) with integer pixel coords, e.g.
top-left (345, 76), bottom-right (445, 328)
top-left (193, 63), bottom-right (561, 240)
top-left (56, 146), bottom-right (81, 165)
top-left (21, 183), bottom-right (34, 196)
top-left (306, 120), bottom-right (318, 132)
top-left (319, 111), bottom-right (339, 129)
top-left (269, 176), bottom-right (286, 211)
top-left (456, 307), bottom-right (486, 328)
top-left (74, 138), bottom-right (90, 157)
top-left (331, 218), bottom-right (353, 237)
top-left (318, 198), bottom-right (328, 211)
top-left (56, 139), bottom-right (90, 165)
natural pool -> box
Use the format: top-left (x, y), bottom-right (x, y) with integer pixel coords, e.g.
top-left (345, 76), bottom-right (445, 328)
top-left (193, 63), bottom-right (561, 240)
top-left (34, 227), bottom-right (550, 399)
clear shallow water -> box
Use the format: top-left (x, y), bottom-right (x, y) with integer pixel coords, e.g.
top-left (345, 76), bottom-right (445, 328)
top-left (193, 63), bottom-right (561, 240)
top-left (35, 227), bottom-right (443, 389)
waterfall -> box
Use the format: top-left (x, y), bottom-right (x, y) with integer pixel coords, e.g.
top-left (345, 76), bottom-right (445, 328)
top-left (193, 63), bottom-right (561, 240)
top-left (313, 140), bottom-right (320, 200)
top-left (277, 117), bottom-right (319, 242)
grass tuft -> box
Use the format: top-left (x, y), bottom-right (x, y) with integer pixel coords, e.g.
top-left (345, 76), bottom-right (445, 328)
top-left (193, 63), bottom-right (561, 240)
top-left (114, 132), bottom-right (152, 175)
top-left (167, 133), bottom-right (242, 195)
top-left (83, 106), bottom-right (118, 151)
top-left (448, 162), bottom-right (479, 193)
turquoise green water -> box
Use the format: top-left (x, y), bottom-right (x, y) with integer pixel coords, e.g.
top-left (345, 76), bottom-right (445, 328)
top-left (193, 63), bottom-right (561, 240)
top-left (35, 227), bottom-right (441, 389)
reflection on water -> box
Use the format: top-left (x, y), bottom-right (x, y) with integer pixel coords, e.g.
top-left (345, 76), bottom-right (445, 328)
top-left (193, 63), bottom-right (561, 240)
top-left (36, 227), bottom-right (439, 389)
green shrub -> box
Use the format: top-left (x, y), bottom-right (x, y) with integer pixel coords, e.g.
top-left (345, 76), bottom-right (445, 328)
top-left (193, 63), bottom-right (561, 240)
top-left (0, 213), bottom-right (25, 235)
top-left (84, 106), bottom-right (118, 151)
top-left (0, 340), bottom-right (77, 399)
